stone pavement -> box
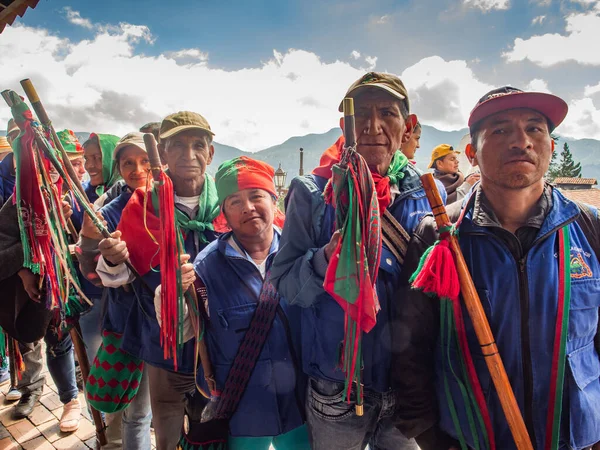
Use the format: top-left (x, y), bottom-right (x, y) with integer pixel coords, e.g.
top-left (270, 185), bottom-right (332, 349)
top-left (0, 367), bottom-right (156, 450)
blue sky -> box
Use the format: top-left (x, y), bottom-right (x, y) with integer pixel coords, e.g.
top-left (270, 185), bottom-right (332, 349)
top-left (1, 0), bottom-right (599, 150)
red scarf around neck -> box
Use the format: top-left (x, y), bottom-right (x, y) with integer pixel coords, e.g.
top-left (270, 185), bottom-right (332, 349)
top-left (312, 136), bottom-right (392, 212)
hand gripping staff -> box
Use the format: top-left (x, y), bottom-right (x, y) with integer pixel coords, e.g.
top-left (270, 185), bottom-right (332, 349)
top-left (0, 89), bottom-right (108, 447)
top-left (323, 98), bottom-right (383, 416)
top-left (413, 174), bottom-right (533, 450)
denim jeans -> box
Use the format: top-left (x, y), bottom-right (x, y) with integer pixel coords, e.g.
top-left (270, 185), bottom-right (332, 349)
top-left (306, 377), bottom-right (419, 450)
top-left (46, 333), bottom-right (79, 404)
top-left (102, 367), bottom-right (152, 450)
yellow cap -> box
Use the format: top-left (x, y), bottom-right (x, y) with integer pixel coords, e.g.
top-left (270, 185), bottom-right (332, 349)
top-left (0, 136), bottom-right (12, 153)
top-left (428, 144), bottom-right (460, 169)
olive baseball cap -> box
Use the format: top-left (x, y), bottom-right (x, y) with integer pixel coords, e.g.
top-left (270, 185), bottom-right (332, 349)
top-left (468, 86), bottom-right (568, 133)
top-left (339, 72), bottom-right (409, 112)
top-left (113, 132), bottom-right (147, 160)
top-left (428, 144), bottom-right (459, 169)
top-left (159, 111), bottom-right (214, 141)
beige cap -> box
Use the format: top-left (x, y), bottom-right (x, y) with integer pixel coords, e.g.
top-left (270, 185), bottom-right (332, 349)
top-left (339, 72), bottom-right (410, 112)
top-left (7, 119), bottom-right (19, 136)
top-left (159, 111), bottom-right (214, 140)
top-left (113, 132), bottom-right (147, 160)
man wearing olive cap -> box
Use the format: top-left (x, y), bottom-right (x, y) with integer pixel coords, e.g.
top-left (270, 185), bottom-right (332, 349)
top-left (394, 87), bottom-right (600, 450)
top-left (271, 72), bottom-right (443, 450)
top-left (93, 111), bottom-right (224, 450)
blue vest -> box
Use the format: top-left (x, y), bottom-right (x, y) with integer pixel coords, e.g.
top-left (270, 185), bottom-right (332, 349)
top-left (193, 231), bottom-right (305, 437)
top-left (299, 166), bottom-right (443, 393)
top-left (437, 190), bottom-right (600, 450)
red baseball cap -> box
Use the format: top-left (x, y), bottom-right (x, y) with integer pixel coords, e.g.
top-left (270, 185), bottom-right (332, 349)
top-left (468, 86), bottom-right (568, 132)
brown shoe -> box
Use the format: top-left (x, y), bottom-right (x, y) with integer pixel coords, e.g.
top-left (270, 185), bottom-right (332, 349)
top-left (59, 398), bottom-right (81, 433)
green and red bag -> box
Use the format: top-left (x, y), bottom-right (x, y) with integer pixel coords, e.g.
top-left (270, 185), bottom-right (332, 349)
top-left (85, 330), bottom-right (144, 413)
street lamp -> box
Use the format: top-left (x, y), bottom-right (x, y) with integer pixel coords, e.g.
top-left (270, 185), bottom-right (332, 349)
top-left (274, 163), bottom-right (287, 197)
top-left (299, 147), bottom-right (304, 176)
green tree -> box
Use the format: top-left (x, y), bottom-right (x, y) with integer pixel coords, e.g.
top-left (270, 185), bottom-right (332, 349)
top-left (555, 142), bottom-right (582, 178)
top-left (546, 135), bottom-right (561, 181)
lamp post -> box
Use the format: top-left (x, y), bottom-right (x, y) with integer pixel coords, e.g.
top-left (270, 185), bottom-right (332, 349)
top-left (299, 147), bottom-right (304, 176)
top-left (274, 163), bottom-right (287, 197)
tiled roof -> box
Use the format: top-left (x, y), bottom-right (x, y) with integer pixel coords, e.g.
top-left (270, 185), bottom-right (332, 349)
top-left (561, 188), bottom-right (600, 208)
top-left (554, 177), bottom-right (597, 185)
top-left (0, 0), bottom-right (39, 34)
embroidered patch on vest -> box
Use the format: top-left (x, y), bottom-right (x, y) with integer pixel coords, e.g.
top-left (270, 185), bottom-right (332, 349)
top-left (570, 252), bottom-right (593, 279)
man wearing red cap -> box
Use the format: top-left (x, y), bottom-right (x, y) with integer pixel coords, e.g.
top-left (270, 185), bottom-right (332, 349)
top-left (393, 87), bottom-right (600, 450)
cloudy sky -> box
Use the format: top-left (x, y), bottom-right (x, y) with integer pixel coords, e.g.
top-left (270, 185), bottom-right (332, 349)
top-left (1, 0), bottom-right (599, 150)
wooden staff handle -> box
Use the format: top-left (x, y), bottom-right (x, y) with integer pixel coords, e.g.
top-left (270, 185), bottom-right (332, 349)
top-left (420, 174), bottom-right (533, 450)
top-left (342, 98), bottom-right (356, 148)
top-left (20, 79), bottom-right (89, 202)
top-left (70, 325), bottom-right (107, 445)
top-left (143, 133), bottom-right (162, 181)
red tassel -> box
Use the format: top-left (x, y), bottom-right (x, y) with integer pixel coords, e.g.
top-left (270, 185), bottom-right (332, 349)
top-left (412, 240), bottom-right (460, 301)
top-left (157, 173), bottom-right (180, 370)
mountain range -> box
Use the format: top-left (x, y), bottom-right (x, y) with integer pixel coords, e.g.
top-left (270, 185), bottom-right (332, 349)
top-left (3, 126), bottom-right (599, 183)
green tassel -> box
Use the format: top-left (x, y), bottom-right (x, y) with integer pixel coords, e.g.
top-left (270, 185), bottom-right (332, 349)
top-left (409, 242), bottom-right (436, 284)
top-left (0, 328), bottom-right (6, 369)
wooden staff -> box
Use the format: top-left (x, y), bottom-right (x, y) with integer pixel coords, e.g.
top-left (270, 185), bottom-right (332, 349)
top-left (20, 79), bottom-right (88, 199)
top-left (0, 89), bottom-right (108, 445)
top-left (142, 133), bottom-right (217, 392)
top-left (1, 88), bottom-right (152, 295)
top-left (341, 98), bottom-right (365, 416)
top-left (420, 173), bottom-right (533, 450)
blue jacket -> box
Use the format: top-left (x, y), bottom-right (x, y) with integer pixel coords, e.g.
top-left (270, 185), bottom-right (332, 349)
top-left (100, 190), bottom-right (218, 373)
top-left (271, 163), bottom-right (444, 393)
top-left (193, 229), bottom-right (305, 437)
top-left (433, 189), bottom-right (600, 450)
top-left (0, 153), bottom-right (15, 206)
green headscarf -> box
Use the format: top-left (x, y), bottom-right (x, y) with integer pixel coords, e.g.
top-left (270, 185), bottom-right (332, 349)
top-left (89, 133), bottom-right (121, 196)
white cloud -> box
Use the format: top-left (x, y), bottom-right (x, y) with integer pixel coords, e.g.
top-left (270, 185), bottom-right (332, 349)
top-left (526, 78), bottom-right (551, 92)
top-left (63, 7), bottom-right (93, 29)
top-left (0, 24), bottom-right (373, 151)
top-left (463, 0), bottom-right (510, 12)
top-left (532, 0), bottom-right (551, 5)
top-left (504, 10), bottom-right (600, 66)
top-left (164, 49), bottom-right (209, 66)
top-left (584, 81), bottom-right (600, 96)
top-left (531, 15), bottom-right (546, 24)
top-left (364, 56), bottom-right (377, 70)
top-left (400, 56), bottom-right (494, 130)
top-left (559, 97), bottom-right (600, 138)
top-left (376, 15), bottom-right (390, 24)
top-left (351, 50), bottom-right (361, 59)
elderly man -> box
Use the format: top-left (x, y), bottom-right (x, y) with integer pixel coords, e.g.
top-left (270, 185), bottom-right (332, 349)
top-left (393, 86), bottom-right (600, 450)
top-left (271, 72), bottom-right (443, 450)
top-left (93, 112), bottom-right (222, 450)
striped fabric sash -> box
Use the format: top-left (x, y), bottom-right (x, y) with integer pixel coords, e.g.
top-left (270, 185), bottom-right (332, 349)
top-left (381, 209), bottom-right (411, 265)
top-left (214, 272), bottom-right (280, 419)
top-left (544, 226), bottom-right (572, 450)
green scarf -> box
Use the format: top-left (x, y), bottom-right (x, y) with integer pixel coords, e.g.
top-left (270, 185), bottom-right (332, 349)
top-left (93, 133), bottom-right (121, 197)
top-left (387, 151), bottom-right (409, 185)
top-left (153, 174), bottom-right (221, 244)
